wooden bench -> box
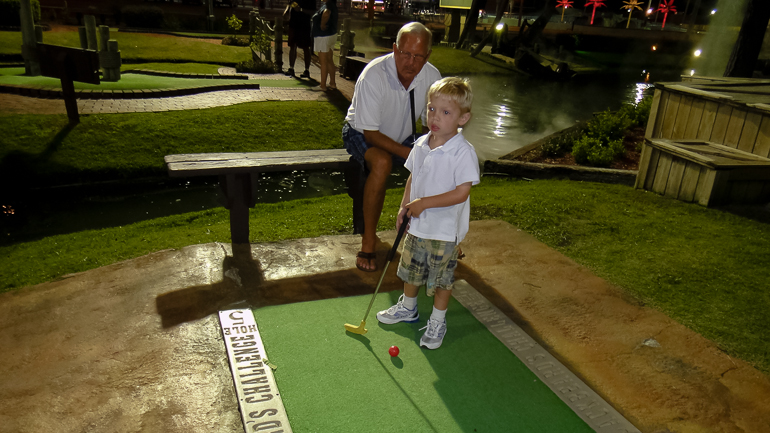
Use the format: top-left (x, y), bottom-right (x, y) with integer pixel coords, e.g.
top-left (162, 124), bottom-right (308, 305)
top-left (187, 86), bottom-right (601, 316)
top-left (164, 149), bottom-right (365, 244)
top-left (342, 54), bottom-right (371, 81)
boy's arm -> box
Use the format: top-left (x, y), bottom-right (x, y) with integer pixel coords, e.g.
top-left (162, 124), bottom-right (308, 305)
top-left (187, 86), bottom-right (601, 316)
top-left (397, 175), bottom-right (413, 232)
top-left (406, 182), bottom-right (472, 218)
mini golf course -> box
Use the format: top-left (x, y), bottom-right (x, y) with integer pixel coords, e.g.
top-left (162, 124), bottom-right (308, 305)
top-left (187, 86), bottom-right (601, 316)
top-left (249, 287), bottom-right (599, 432)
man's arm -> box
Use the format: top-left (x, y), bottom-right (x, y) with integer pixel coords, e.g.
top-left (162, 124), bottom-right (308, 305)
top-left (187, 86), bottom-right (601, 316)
top-left (363, 130), bottom-right (411, 160)
top-left (405, 182), bottom-right (472, 218)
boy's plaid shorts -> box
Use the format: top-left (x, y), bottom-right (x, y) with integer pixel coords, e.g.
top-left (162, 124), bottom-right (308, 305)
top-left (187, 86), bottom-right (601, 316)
top-left (397, 233), bottom-right (459, 296)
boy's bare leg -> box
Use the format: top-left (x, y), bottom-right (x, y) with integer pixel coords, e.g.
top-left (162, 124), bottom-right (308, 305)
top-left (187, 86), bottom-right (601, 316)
top-left (404, 283), bottom-right (419, 298)
top-left (433, 287), bottom-right (452, 311)
top-left (357, 148), bottom-right (393, 270)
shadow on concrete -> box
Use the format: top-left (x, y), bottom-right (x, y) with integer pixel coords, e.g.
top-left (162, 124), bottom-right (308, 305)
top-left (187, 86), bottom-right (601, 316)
top-left (156, 242), bottom-right (407, 328)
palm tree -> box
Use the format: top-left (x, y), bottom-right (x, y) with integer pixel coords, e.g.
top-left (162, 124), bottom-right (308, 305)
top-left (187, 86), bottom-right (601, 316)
top-left (658, 0), bottom-right (677, 29)
top-left (621, 0), bottom-right (643, 28)
top-left (584, 0), bottom-right (606, 25)
top-left (557, 0), bottom-right (574, 23)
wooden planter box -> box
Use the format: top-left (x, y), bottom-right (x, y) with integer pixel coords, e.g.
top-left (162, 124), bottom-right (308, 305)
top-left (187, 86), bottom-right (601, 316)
top-left (635, 138), bottom-right (770, 206)
top-left (645, 77), bottom-right (770, 158)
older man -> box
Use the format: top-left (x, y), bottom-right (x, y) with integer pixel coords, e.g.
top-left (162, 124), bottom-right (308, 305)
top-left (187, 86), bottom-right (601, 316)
top-left (343, 22), bottom-right (441, 272)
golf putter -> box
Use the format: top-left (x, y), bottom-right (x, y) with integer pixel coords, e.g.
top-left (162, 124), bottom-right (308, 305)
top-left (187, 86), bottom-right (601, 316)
top-left (344, 212), bottom-right (410, 335)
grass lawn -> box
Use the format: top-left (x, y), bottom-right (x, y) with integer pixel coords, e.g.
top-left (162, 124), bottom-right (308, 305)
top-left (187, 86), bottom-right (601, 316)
top-left (0, 29), bottom-right (249, 65)
top-left (0, 101), bottom-right (345, 186)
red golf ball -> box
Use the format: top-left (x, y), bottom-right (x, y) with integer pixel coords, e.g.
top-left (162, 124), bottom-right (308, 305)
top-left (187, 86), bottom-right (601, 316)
top-left (389, 345), bottom-right (399, 357)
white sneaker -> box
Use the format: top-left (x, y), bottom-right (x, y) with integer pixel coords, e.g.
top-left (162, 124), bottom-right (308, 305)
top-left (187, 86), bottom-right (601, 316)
top-left (376, 295), bottom-right (419, 324)
top-left (419, 318), bottom-right (447, 349)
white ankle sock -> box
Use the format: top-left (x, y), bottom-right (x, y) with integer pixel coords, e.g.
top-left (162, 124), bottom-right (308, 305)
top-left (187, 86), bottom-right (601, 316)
top-left (430, 306), bottom-right (447, 322)
top-left (402, 295), bottom-right (418, 310)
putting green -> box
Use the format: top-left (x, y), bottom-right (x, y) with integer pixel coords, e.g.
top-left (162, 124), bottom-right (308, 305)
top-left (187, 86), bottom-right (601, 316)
top-left (254, 290), bottom-right (593, 433)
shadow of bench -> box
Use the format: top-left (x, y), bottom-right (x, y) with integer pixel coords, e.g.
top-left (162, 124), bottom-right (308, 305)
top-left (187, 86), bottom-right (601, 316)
top-left (165, 149), bottom-right (365, 243)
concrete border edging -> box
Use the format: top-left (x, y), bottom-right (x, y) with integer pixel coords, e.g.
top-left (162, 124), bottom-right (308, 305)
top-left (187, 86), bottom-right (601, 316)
top-left (484, 159), bottom-right (638, 185)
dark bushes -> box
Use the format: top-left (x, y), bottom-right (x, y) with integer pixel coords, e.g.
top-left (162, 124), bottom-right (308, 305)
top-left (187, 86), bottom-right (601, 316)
top-left (0, 0), bottom-right (40, 27)
top-left (121, 5), bottom-right (164, 29)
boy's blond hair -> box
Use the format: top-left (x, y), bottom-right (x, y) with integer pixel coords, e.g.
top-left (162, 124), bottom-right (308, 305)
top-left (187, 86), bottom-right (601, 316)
top-left (428, 77), bottom-right (473, 113)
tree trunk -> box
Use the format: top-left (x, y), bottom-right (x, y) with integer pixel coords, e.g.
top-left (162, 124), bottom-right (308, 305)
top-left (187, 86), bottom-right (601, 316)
top-left (685, 0), bottom-right (702, 31)
top-left (456, 0), bottom-right (487, 49)
top-left (724, 0), bottom-right (770, 77)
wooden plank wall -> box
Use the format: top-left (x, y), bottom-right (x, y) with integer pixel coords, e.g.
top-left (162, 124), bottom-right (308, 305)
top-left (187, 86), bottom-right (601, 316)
top-left (646, 87), bottom-right (770, 159)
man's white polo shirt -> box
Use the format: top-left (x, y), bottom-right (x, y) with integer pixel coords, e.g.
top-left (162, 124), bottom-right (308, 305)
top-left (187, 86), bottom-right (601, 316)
top-left (345, 53), bottom-right (442, 143)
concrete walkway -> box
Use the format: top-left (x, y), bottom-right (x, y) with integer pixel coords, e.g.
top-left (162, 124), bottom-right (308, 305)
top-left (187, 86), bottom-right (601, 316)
top-left (1, 221), bottom-right (769, 433)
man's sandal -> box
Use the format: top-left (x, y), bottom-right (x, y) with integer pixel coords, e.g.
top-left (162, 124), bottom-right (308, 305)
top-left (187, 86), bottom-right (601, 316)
top-left (356, 251), bottom-right (377, 272)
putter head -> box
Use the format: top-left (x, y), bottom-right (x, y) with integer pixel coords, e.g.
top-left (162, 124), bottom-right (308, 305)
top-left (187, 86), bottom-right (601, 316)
top-left (344, 320), bottom-right (368, 335)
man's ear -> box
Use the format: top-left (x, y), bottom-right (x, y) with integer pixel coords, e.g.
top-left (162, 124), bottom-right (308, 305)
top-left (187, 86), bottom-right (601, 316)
top-left (425, 49), bottom-right (432, 62)
top-left (392, 43), bottom-right (398, 53)
top-left (459, 112), bottom-right (471, 126)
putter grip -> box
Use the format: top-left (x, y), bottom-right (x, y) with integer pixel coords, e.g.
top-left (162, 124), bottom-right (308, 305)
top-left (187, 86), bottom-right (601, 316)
top-left (386, 213), bottom-right (410, 262)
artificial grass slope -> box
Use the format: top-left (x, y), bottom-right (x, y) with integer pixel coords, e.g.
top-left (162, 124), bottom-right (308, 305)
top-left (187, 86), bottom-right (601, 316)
top-left (254, 289), bottom-right (592, 433)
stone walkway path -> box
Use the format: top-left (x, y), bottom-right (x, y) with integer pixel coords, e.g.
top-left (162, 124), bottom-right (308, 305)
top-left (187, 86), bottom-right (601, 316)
top-left (0, 51), bottom-right (355, 115)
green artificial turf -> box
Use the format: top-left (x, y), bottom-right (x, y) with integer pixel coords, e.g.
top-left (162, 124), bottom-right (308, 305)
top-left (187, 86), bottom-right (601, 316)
top-left (255, 290), bottom-right (593, 433)
top-left (0, 66), bottom-right (306, 89)
top-left (121, 62), bottom-right (225, 74)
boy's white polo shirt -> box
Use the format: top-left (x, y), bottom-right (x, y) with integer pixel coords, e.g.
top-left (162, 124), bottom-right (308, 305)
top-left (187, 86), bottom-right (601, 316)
top-left (405, 131), bottom-right (480, 243)
top-left (344, 53), bottom-right (442, 144)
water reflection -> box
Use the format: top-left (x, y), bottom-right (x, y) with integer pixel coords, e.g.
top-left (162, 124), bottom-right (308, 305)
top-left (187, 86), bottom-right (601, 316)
top-left (460, 73), bottom-right (661, 161)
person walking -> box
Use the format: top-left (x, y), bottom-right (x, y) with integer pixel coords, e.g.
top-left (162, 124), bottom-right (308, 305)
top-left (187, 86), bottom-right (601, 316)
top-left (312, 0), bottom-right (339, 91)
top-left (285, 0), bottom-right (315, 78)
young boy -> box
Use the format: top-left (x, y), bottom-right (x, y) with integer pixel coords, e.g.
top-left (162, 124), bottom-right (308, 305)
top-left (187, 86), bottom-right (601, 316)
top-left (376, 77), bottom-right (480, 349)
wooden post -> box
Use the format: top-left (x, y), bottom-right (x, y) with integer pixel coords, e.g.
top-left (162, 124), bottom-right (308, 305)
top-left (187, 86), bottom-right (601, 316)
top-left (223, 173), bottom-right (253, 244)
top-left (19, 0), bottom-right (40, 76)
top-left (274, 15), bottom-right (283, 72)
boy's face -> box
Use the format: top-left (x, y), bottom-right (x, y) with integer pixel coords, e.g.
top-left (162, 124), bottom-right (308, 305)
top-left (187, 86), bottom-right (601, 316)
top-left (426, 94), bottom-right (471, 142)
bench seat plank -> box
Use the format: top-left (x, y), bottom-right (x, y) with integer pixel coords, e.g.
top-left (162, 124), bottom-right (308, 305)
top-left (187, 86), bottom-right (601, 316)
top-left (165, 149), bottom-right (353, 177)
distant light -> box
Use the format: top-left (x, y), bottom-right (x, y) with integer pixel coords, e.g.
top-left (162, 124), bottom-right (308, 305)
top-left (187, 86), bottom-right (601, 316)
top-left (642, 69), bottom-right (646, 73)
top-left (652, 45), bottom-right (657, 51)
top-left (711, 9), bottom-right (717, 15)
top-left (694, 49), bottom-right (702, 57)
top-left (690, 69), bottom-right (695, 76)
top-left (496, 23), bottom-right (504, 31)
top-left (647, 8), bottom-right (653, 15)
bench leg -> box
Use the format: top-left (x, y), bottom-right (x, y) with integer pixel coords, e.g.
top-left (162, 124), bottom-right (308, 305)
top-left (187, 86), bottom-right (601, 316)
top-left (222, 173), bottom-right (252, 244)
top-left (345, 157), bottom-right (366, 235)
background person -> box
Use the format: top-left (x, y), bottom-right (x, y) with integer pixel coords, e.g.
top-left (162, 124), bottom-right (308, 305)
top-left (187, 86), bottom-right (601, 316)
top-left (376, 77), bottom-right (480, 350)
top-left (285, 0), bottom-right (315, 78)
top-left (312, 0), bottom-right (338, 91)
top-left (343, 22), bottom-right (441, 272)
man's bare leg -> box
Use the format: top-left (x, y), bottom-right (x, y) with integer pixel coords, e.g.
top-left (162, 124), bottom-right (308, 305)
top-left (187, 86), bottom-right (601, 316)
top-left (357, 147), bottom-right (393, 271)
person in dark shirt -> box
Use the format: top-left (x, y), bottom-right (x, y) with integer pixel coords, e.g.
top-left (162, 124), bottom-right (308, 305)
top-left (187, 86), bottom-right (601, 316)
top-left (285, 0), bottom-right (315, 77)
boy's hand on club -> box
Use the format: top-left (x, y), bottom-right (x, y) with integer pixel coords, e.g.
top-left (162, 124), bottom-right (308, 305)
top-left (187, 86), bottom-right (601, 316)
top-left (396, 207), bottom-right (410, 232)
top-left (405, 199), bottom-right (426, 218)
